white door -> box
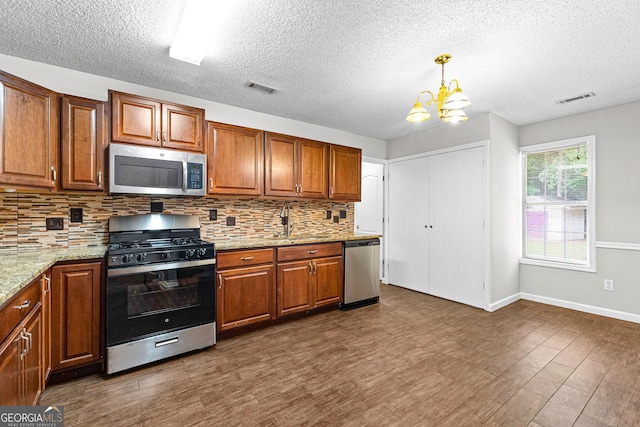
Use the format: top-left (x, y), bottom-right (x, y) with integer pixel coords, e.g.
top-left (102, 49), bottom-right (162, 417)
top-left (387, 157), bottom-right (429, 293)
top-left (428, 147), bottom-right (485, 308)
top-left (354, 161), bottom-right (385, 279)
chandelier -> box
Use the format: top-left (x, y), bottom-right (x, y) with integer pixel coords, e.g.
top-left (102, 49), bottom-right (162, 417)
top-left (406, 54), bottom-right (471, 123)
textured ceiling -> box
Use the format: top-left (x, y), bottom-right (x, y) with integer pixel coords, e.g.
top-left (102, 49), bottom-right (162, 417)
top-left (1, 0), bottom-right (640, 141)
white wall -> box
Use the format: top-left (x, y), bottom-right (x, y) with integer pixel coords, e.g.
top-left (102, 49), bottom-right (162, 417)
top-left (0, 54), bottom-right (387, 159)
top-left (519, 101), bottom-right (640, 320)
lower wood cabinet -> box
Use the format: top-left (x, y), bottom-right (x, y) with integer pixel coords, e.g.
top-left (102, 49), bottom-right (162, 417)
top-left (0, 277), bottom-right (43, 406)
top-left (276, 243), bottom-right (343, 317)
top-left (216, 249), bottom-right (275, 332)
top-left (51, 261), bottom-right (102, 371)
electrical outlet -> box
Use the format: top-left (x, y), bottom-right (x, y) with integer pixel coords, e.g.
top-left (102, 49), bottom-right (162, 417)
top-left (46, 218), bottom-right (64, 230)
top-left (70, 208), bottom-right (83, 223)
top-left (226, 216), bottom-right (236, 226)
top-left (604, 279), bottom-right (614, 292)
top-left (209, 209), bottom-right (217, 221)
top-left (333, 215), bottom-right (339, 224)
top-left (340, 210), bottom-right (347, 219)
top-left (326, 210), bottom-right (332, 220)
top-left (150, 202), bottom-right (163, 212)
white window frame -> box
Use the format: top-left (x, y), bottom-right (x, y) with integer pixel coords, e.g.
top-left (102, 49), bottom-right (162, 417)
top-left (520, 135), bottom-right (596, 272)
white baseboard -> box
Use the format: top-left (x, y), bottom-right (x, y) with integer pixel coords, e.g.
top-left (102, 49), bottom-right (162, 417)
top-left (487, 293), bottom-right (521, 312)
top-left (520, 292), bottom-right (640, 324)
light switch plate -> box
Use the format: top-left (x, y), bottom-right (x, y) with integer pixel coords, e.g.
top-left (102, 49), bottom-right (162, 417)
top-left (226, 216), bottom-right (236, 226)
top-left (70, 208), bottom-right (83, 223)
top-left (209, 209), bottom-right (217, 221)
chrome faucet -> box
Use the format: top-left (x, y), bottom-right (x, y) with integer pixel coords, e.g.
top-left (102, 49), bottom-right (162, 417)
top-left (279, 203), bottom-right (295, 237)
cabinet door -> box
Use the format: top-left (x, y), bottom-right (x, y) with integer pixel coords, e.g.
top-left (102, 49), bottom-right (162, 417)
top-left (110, 91), bottom-right (161, 146)
top-left (0, 71), bottom-right (58, 189)
top-left (0, 329), bottom-right (21, 406)
top-left (329, 145), bottom-right (361, 201)
top-left (265, 132), bottom-right (298, 197)
top-left (207, 122), bottom-right (263, 196)
top-left (51, 262), bottom-right (102, 371)
top-left (276, 261), bottom-right (312, 316)
top-left (217, 265), bottom-right (275, 331)
top-left (298, 138), bottom-right (328, 199)
top-left (313, 256), bottom-right (343, 307)
top-left (22, 306), bottom-right (42, 406)
top-left (162, 103), bottom-right (204, 152)
top-left (61, 96), bottom-right (107, 191)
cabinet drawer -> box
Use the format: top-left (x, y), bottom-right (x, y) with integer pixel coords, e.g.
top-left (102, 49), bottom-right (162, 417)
top-left (277, 242), bottom-right (343, 262)
top-left (0, 277), bottom-right (41, 344)
top-left (217, 249), bottom-right (274, 269)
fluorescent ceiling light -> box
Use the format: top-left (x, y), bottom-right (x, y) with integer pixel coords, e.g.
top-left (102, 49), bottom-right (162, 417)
top-left (170, 0), bottom-right (235, 65)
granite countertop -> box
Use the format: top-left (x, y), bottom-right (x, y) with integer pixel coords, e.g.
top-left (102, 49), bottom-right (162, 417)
top-left (0, 234), bottom-right (380, 308)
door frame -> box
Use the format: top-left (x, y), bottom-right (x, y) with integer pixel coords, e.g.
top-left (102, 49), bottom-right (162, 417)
top-left (385, 140), bottom-right (490, 310)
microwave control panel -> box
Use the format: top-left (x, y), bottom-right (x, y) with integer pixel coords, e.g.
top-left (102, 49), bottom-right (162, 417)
top-left (187, 163), bottom-right (204, 189)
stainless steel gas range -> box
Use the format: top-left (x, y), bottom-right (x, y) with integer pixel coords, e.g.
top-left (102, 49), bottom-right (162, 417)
top-left (105, 214), bottom-right (216, 374)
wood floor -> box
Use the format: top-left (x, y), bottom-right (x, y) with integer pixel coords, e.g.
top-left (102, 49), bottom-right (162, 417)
top-left (41, 283), bottom-right (640, 426)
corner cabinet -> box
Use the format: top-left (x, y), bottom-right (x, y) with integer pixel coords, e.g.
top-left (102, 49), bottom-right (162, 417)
top-left (51, 261), bottom-right (103, 372)
top-left (0, 275), bottom-right (43, 406)
top-left (216, 249), bottom-right (275, 332)
top-left (0, 70), bottom-right (58, 190)
top-left (330, 144), bottom-right (361, 201)
top-left (61, 96), bottom-right (107, 191)
top-left (110, 91), bottom-right (204, 152)
top-left (276, 243), bottom-right (343, 317)
top-left (206, 122), bottom-right (263, 196)
top-left (264, 132), bottom-right (328, 199)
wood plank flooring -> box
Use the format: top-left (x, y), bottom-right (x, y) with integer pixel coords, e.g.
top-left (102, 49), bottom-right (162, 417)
top-left (40, 284), bottom-right (640, 426)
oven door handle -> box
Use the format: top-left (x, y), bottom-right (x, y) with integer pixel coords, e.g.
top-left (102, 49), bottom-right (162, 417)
top-left (108, 258), bottom-right (216, 277)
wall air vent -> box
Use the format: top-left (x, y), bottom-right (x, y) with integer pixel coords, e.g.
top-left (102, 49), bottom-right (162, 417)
top-left (244, 81), bottom-right (278, 94)
top-left (555, 92), bottom-right (596, 104)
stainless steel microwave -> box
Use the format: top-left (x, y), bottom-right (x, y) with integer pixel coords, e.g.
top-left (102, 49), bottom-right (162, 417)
top-left (109, 143), bottom-right (206, 196)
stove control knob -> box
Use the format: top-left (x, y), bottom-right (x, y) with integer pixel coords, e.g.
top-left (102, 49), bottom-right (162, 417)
top-left (121, 254), bottom-right (133, 263)
top-left (186, 249), bottom-right (196, 259)
top-left (161, 251), bottom-right (171, 260)
top-left (137, 253), bottom-right (147, 262)
top-left (197, 248), bottom-right (207, 257)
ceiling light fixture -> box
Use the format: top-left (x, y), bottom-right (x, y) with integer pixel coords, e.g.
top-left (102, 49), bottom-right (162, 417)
top-left (169, 0), bottom-right (235, 65)
top-left (406, 54), bottom-right (471, 124)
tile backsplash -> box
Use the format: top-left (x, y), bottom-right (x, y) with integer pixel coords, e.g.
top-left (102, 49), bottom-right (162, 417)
top-left (0, 192), bottom-right (354, 252)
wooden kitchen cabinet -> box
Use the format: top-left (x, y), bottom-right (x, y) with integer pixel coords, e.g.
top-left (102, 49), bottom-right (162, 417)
top-left (51, 261), bottom-right (102, 371)
top-left (276, 243), bottom-right (343, 317)
top-left (206, 122), bottom-right (263, 196)
top-left (61, 95), bottom-right (107, 191)
top-left (0, 276), bottom-right (43, 406)
top-left (265, 132), bottom-right (328, 199)
top-left (329, 144), bottom-right (361, 201)
top-left (110, 91), bottom-right (204, 152)
top-left (0, 70), bottom-right (58, 190)
top-left (216, 249), bottom-right (275, 331)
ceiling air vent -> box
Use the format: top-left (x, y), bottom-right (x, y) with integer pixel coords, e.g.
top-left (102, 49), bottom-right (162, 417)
top-left (244, 81), bottom-right (278, 94)
top-left (555, 92), bottom-right (596, 104)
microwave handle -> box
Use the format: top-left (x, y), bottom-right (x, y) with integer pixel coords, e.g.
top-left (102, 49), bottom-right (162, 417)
top-left (183, 161), bottom-right (188, 191)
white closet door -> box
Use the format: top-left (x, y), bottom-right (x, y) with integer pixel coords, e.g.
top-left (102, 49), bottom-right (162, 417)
top-left (354, 162), bottom-right (385, 279)
top-left (387, 157), bottom-right (429, 293)
top-left (428, 146), bottom-right (485, 308)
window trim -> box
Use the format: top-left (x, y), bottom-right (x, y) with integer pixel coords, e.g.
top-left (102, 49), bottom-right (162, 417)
top-left (520, 135), bottom-right (596, 272)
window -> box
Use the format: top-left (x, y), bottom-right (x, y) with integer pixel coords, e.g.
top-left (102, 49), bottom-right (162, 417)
top-left (521, 135), bottom-right (595, 271)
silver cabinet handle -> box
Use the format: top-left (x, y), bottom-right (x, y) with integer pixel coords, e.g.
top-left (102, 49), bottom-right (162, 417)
top-left (44, 275), bottom-right (51, 294)
top-left (298, 184), bottom-right (302, 194)
top-left (98, 170), bottom-right (102, 187)
top-left (26, 331), bottom-right (33, 352)
top-left (307, 250), bottom-right (318, 254)
top-left (209, 178), bottom-right (213, 191)
top-left (309, 261), bottom-right (313, 273)
top-left (329, 187), bottom-right (334, 197)
top-left (240, 256), bottom-right (254, 261)
top-left (14, 300), bottom-right (31, 310)
top-left (162, 130), bottom-right (167, 142)
top-left (156, 130), bottom-right (160, 141)
top-left (218, 273), bottom-right (222, 289)
top-left (20, 330), bottom-right (29, 358)
top-left (51, 166), bottom-right (57, 183)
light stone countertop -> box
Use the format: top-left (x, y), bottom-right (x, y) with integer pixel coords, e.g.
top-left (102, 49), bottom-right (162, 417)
top-left (0, 234), bottom-right (381, 307)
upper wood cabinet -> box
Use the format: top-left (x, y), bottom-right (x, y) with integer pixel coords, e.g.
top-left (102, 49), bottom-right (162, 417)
top-left (61, 96), bottom-right (107, 191)
top-left (265, 132), bottom-right (328, 199)
top-left (329, 144), bottom-right (361, 201)
top-left (206, 122), bottom-right (263, 196)
top-left (110, 91), bottom-right (204, 152)
top-left (0, 70), bottom-right (58, 190)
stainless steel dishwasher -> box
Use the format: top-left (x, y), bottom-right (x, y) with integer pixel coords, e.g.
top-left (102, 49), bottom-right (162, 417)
top-left (340, 238), bottom-right (380, 310)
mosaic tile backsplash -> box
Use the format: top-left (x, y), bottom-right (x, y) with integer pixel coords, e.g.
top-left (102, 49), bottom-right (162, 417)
top-left (0, 193), bottom-right (354, 253)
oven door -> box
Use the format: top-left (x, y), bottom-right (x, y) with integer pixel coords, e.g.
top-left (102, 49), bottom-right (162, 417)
top-left (106, 261), bottom-right (215, 346)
